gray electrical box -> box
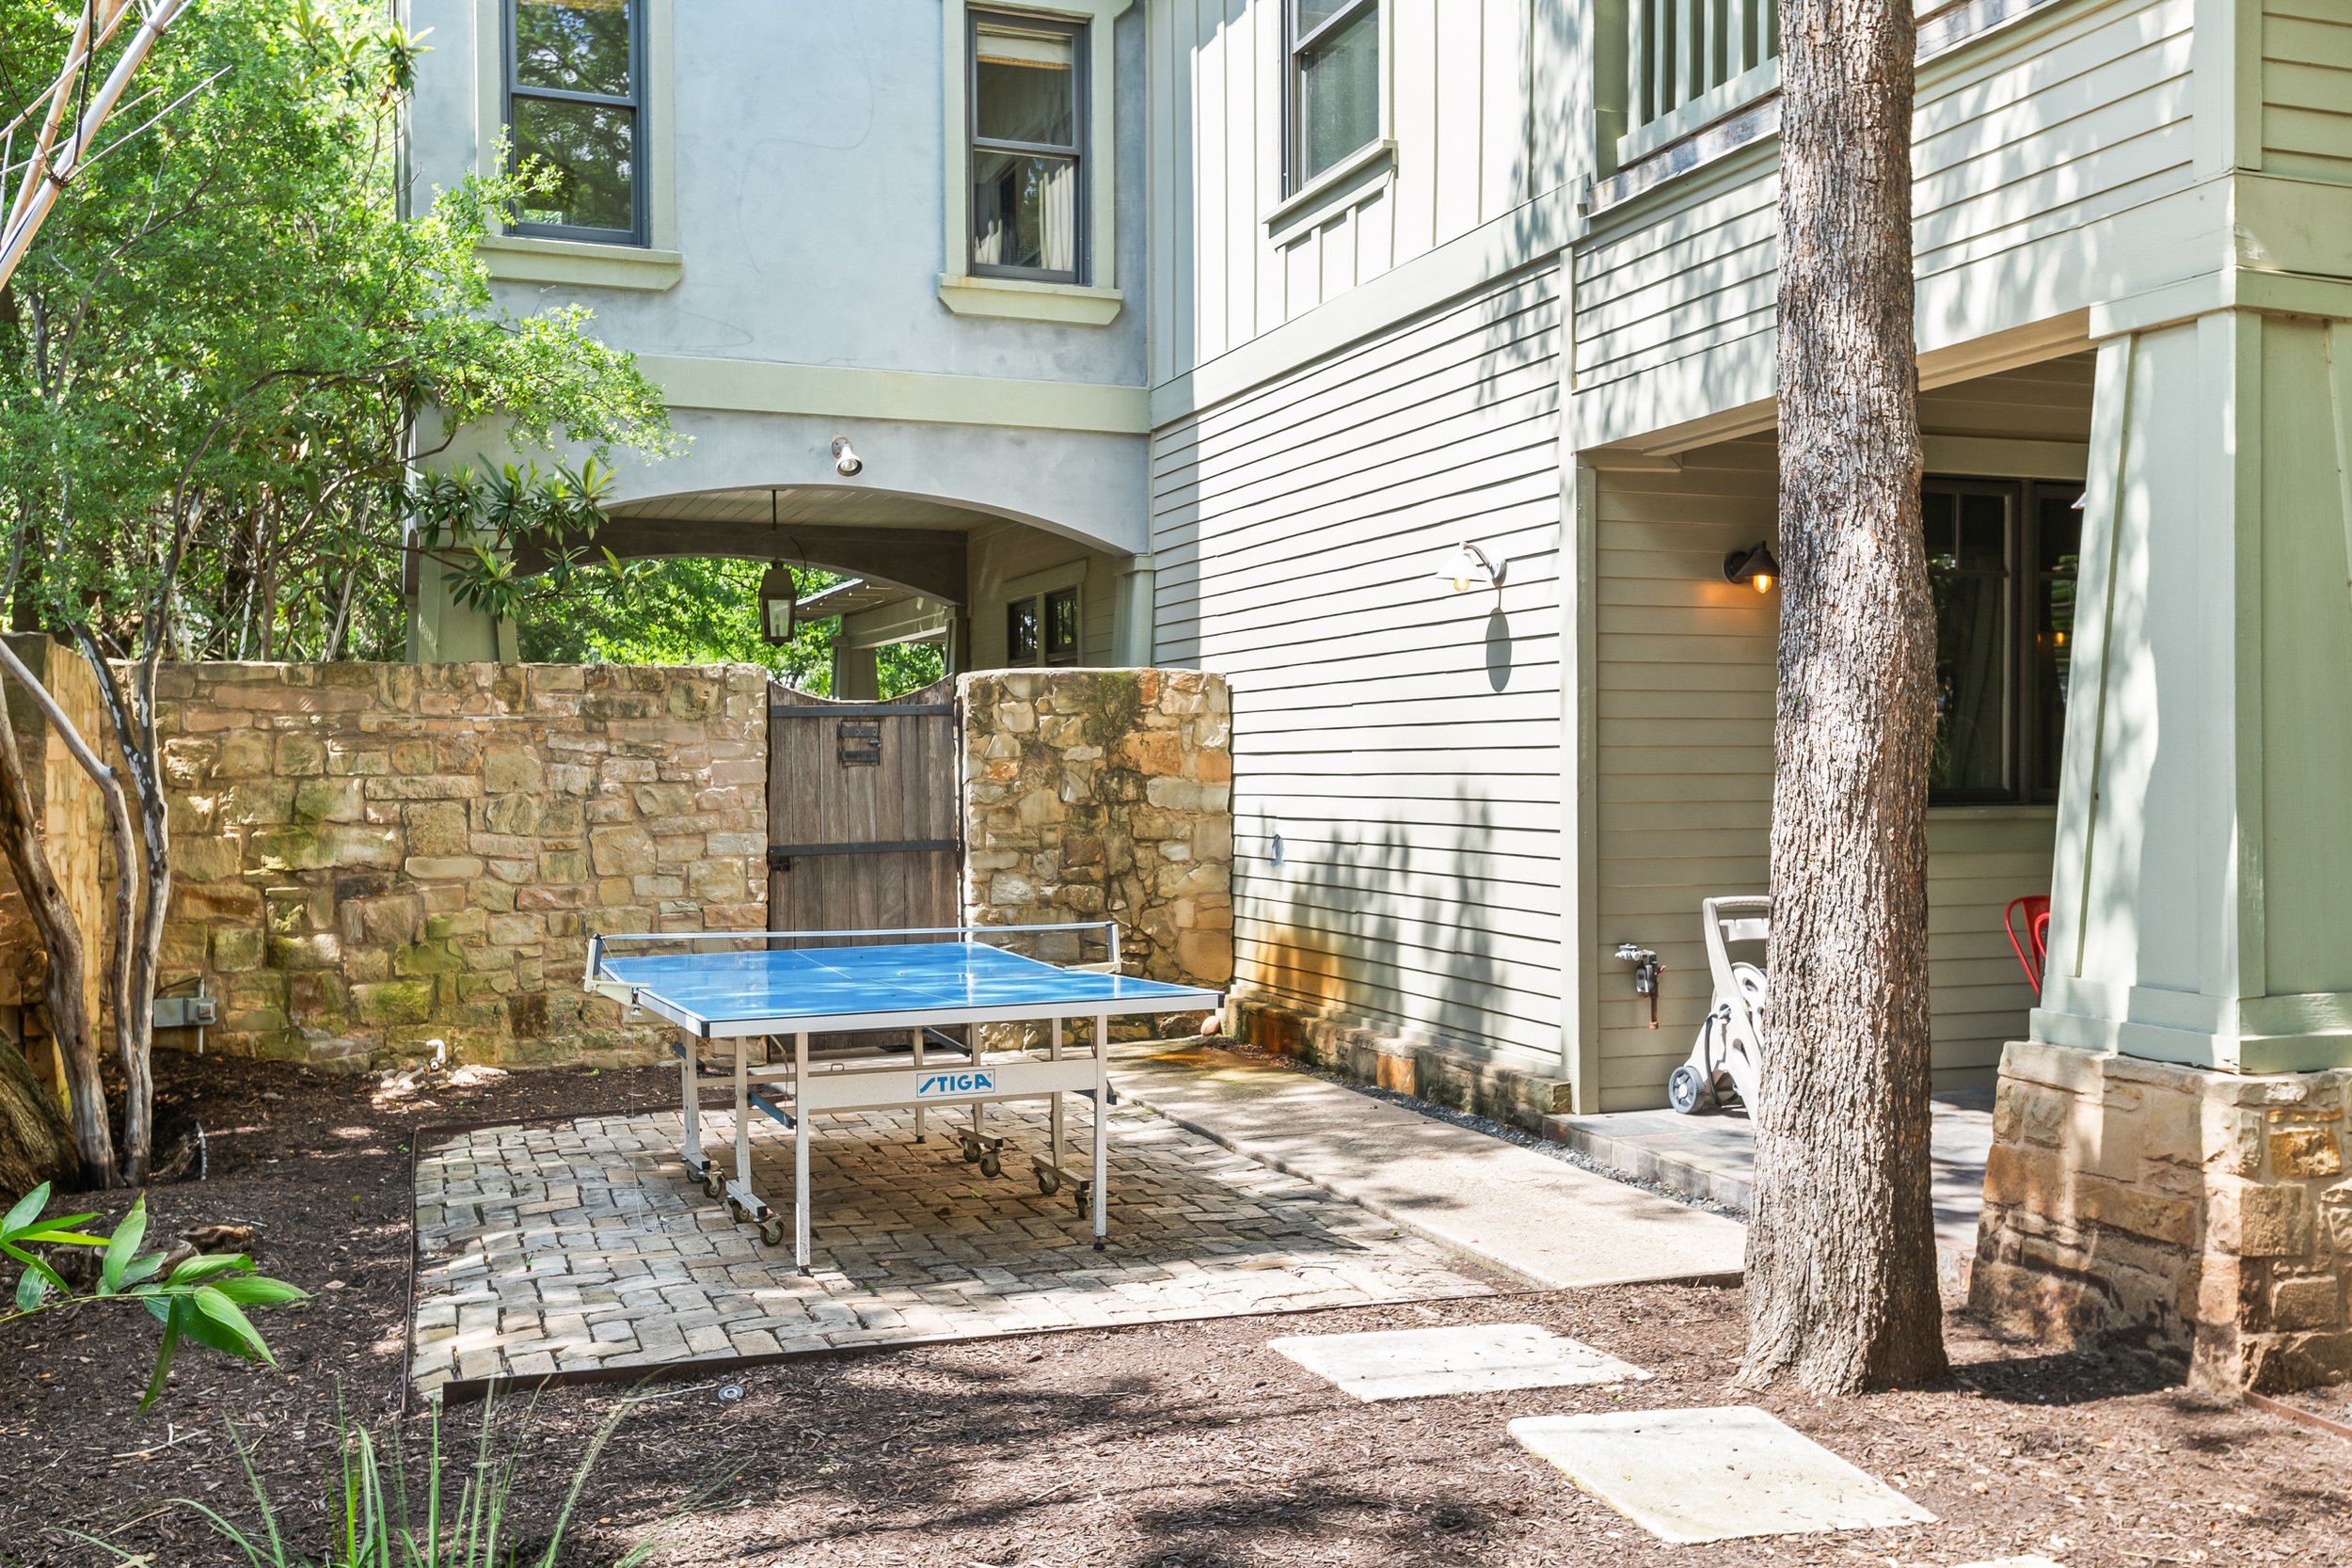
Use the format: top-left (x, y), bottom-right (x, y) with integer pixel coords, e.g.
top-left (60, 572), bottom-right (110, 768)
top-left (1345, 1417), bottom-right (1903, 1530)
top-left (152, 995), bottom-right (216, 1029)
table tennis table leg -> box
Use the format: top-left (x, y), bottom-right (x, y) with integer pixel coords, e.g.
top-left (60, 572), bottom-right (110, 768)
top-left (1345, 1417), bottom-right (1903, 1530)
top-left (912, 1027), bottom-right (927, 1143)
top-left (677, 1029), bottom-right (707, 1183)
top-left (732, 1036), bottom-right (753, 1209)
top-left (1048, 1014), bottom-right (1065, 1190)
top-left (1092, 1014), bottom-right (1107, 1250)
top-left (793, 1030), bottom-right (812, 1275)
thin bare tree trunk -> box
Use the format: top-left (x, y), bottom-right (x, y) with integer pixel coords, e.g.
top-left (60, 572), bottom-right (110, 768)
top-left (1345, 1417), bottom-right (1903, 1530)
top-left (0, 689), bottom-right (110, 1186)
top-left (79, 628), bottom-right (167, 1186)
top-left (1741, 0), bottom-right (1948, 1395)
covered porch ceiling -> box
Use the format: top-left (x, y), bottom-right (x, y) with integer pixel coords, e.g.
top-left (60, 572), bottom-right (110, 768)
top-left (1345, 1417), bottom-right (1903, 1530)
top-left (521, 484), bottom-right (1001, 606)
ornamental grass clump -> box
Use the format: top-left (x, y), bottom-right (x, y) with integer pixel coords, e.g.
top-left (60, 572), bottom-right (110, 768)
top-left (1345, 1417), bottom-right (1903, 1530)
top-left (75, 1395), bottom-right (715, 1568)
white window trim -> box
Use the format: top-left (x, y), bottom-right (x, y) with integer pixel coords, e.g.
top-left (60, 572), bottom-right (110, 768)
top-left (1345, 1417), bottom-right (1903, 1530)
top-left (940, 0), bottom-right (1132, 326)
top-left (471, 0), bottom-right (681, 292)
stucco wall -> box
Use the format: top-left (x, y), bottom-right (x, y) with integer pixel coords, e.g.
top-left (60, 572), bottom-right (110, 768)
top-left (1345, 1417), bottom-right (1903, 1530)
top-left (155, 661), bottom-right (766, 1069)
top-left (961, 668), bottom-right (1232, 993)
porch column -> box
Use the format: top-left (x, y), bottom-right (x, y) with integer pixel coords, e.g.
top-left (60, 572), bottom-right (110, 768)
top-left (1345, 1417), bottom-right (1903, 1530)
top-left (1110, 554), bottom-right (1155, 666)
top-left (405, 539), bottom-right (517, 664)
top-left (2036, 308), bottom-right (2352, 1072)
top-left (1972, 304), bottom-right (2352, 1391)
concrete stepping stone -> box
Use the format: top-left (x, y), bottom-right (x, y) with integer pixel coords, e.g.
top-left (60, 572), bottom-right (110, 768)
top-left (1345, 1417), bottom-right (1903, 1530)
top-left (1268, 1323), bottom-right (1649, 1402)
top-left (1508, 1404), bottom-right (1936, 1544)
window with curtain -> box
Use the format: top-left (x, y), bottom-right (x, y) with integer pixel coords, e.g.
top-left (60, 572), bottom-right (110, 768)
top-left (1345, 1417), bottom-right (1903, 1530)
top-left (505, 0), bottom-right (643, 242)
top-left (970, 12), bottom-right (1085, 282)
top-left (1286, 0), bottom-right (1380, 191)
top-left (1923, 477), bottom-right (2082, 803)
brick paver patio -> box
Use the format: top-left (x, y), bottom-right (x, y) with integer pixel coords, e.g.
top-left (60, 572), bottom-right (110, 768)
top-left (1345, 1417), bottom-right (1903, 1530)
top-left (409, 1098), bottom-right (1500, 1393)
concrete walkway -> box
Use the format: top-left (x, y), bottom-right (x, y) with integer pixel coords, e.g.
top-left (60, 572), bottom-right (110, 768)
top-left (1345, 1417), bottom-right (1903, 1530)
top-left (1111, 1045), bottom-right (1748, 1291)
top-left (1545, 1093), bottom-right (1993, 1284)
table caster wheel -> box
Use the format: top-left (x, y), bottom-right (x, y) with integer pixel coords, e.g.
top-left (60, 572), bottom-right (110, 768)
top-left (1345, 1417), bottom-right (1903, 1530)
top-left (979, 1151), bottom-right (1001, 1180)
top-left (726, 1196), bottom-right (747, 1223)
top-left (701, 1168), bottom-right (724, 1198)
top-left (758, 1215), bottom-right (786, 1246)
top-left (1073, 1180), bottom-right (1091, 1213)
top-left (1035, 1164), bottom-right (1062, 1196)
top-left (959, 1135), bottom-right (982, 1164)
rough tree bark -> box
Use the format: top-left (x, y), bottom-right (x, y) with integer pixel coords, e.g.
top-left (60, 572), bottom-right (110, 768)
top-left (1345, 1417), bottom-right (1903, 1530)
top-left (1740, 0), bottom-right (1949, 1393)
top-left (0, 695), bottom-right (111, 1187)
top-left (0, 1034), bottom-right (71, 1196)
top-left (81, 628), bottom-right (169, 1186)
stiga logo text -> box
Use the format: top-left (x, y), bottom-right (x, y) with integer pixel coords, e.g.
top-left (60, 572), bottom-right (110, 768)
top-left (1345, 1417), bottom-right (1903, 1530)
top-left (917, 1070), bottom-right (995, 1098)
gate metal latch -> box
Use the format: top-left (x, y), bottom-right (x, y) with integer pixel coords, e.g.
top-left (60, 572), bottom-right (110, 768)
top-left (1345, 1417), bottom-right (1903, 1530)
top-left (837, 719), bottom-right (882, 765)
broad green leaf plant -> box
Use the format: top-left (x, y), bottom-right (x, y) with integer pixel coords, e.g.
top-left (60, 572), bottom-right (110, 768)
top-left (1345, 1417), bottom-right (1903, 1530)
top-left (1, 1184), bottom-right (305, 1412)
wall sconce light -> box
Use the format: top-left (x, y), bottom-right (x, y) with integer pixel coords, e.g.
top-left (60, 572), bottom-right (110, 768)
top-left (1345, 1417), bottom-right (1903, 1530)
top-left (830, 436), bottom-right (864, 477)
top-left (1724, 541), bottom-right (1779, 594)
top-left (1436, 541), bottom-right (1503, 594)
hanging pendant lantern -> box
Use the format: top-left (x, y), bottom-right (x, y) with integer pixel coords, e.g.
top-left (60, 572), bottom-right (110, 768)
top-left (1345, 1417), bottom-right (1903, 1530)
top-left (758, 562), bottom-right (798, 644)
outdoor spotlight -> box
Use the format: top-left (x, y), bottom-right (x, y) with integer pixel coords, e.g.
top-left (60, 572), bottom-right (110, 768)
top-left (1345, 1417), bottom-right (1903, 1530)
top-left (1724, 540), bottom-right (1779, 594)
top-left (1435, 541), bottom-right (1502, 594)
top-left (830, 436), bottom-right (864, 478)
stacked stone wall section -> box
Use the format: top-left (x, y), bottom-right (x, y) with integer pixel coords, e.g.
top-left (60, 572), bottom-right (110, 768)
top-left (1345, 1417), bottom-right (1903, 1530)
top-left (154, 661), bottom-right (767, 1070)
top-left (959, 669), bottom-right (1233, 995)
top-left (1972, 1037), bottom-right (2352, 1392)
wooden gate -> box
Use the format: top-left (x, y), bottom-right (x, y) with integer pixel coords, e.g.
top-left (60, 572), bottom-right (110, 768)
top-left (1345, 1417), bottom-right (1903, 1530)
top-left (766, 677), bottom-right (961, 934)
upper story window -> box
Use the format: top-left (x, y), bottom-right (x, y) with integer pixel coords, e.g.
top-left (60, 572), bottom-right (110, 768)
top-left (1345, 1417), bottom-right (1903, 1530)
top-left (506, 0), bottom-right (644, 244)
top-left (969, 11), bottom-right (1086, 283)
top-left (1285, 0), bottom-right (1380, 192)
top-left (1925, 477), bottom-right (2083, 804)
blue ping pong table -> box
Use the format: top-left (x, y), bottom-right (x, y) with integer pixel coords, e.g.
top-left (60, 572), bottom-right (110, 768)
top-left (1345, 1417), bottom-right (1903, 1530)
top-left (583, 925), bottom-right (1223, 1272)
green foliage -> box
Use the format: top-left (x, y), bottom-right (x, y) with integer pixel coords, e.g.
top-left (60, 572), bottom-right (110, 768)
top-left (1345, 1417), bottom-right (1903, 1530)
top-left (0, 0), bottom-right (675, 661)
top-left (515, 560), bottom-right (947, 698)
top-left (2, 1184), bottom-right (306, 1414)
top-left (409, 457), bottom-right (620, 625)
top-left (72, 1395), bottom-right (719, 1567)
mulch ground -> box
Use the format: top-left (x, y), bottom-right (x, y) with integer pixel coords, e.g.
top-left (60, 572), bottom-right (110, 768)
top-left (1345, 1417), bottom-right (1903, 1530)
top-left (0, 1051), bottom-right (2345, 1567)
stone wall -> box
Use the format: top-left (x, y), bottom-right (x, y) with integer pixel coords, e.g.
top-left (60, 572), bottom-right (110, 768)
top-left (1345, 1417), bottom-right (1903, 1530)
top-left (157, 661), bottom-right (767, 1069)
top-left (0, 636), bottom-right (106, 1093)
top-left (961, 669), bottom-right (1232, 993)
top-left (1971, 1038), bottom-right (2352, 1392)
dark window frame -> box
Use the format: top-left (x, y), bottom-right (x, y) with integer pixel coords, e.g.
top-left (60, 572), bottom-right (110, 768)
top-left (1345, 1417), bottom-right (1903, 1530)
top-left (1043, 584), bottom-right (1080, 665)
top-left (1007, 594), bottom-right (1041, 664)
top-left (1282, 0), bottom-right (1381, 196)
top-left (968, 8), bottom-right (1089, 285)
top-left (1924, 474), bottom-right (2083, 807)
top-left (502, 0), bottom-right (647, 245)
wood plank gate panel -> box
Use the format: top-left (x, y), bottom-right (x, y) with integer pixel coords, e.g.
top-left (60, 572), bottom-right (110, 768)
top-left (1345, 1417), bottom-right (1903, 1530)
top-left (767, 677), bottom-right (960, 936)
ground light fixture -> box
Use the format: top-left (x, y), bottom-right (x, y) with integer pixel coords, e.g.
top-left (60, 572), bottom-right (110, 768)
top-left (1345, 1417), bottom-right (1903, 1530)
top-left (1724, 540), bottom-right (1779, 594)
top-left (1436, 541), bottom-right (1503, 594)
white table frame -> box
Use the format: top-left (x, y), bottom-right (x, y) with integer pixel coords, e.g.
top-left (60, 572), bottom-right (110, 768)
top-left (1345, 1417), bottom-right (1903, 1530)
top-left (584, 924), bottom-right (1222, 1274)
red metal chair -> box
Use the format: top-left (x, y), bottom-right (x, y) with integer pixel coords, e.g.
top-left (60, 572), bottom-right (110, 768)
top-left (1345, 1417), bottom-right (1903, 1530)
top-left (2005, 895), bottom-right (2052, 996)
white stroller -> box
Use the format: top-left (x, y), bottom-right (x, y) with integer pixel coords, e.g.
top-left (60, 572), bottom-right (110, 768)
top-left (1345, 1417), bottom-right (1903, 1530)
top-left (1667, 895), bottom-right (1770, 1116)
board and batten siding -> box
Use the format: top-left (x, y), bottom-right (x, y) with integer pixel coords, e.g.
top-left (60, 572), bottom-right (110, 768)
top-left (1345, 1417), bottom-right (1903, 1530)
top-left (1575, 0), bottom-right (2197, 448)
top-left (1589, 359), bottom-right (2092, 1110)
top-left (2263, 0), bottom-right (2352, 183)
top-left (1152, 265), bottom-right (1565, 1066)
top-left (1147, 0), bottom-right (1547, 385)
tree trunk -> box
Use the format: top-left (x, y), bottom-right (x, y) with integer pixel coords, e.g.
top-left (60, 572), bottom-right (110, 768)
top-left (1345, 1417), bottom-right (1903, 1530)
top-left (1741, 0), bottom-right (1948, 1394)
top-left (0, 700), bottom-right (111, 1187)
top-left (83, 634), bottom-right (166, 1186)
top-left (0, 1036), bottom-right (72, 1196)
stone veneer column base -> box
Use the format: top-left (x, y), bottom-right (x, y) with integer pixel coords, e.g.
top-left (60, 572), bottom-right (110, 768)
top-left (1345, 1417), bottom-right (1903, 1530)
top-left (1970, 1039), bottom-right (2352, 1393)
